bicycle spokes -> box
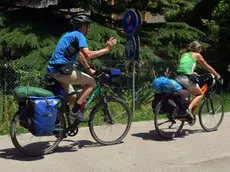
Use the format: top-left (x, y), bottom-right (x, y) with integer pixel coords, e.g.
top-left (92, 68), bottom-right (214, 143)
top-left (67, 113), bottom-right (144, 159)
top-left (169, 120), bottom-right (176, 129)
top-left (89, 97), bottom-right (132, 145)
top-left (199, 93), bottom-right (224, 131)
top-left (158, 119), bottom-right (171, 126)
top-left (102, 104), bottom-right (115, 125)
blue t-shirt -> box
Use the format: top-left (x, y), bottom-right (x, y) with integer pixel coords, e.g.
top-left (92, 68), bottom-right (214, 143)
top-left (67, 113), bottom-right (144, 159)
top-left (47, 30), bottom-right (88, 73)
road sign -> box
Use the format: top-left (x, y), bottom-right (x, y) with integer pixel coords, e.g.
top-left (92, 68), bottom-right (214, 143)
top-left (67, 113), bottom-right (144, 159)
top-left (122, 9), bottom-right (139, 35)
top-left (125, 36), bottom-right (137, 60)
top-left (122, 9), bottom-right (142, 118)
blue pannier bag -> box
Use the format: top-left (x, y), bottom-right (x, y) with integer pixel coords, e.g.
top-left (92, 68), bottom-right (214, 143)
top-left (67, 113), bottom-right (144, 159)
top-left (152, 76), bottom-right (182, 94)
top-left (25, 96), bottom-right (61, 136)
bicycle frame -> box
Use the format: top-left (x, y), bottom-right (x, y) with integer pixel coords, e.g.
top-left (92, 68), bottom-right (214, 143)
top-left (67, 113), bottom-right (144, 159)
top-left (82, 82), bottom-right (103, 112)
top-left (65, 82), bottom-right (103, 113)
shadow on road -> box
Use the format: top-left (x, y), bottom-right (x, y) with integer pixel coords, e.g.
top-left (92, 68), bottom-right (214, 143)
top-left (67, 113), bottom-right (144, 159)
top-left (55, 139), bottom-right (99, 153)
top-left (55, 139), bottom-right (123, 153)
top-left (0, 147), bottom-right (44, 161)
top-left (180, 128), bottom-right (206, 136)
top-left (0, 139), bottom-right (122, 160)
top-left (132, 128), bottom-right (206, 142)
top-left (132, 130), bottom-right (174, 142)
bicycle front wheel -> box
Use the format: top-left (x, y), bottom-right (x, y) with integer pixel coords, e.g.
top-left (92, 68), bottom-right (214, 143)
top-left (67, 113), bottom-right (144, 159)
top-left (10, 109), bottom-right (66, 156)
top-left (89, 96), bottom-right (132, 145)
top-left (199, 93), bottom-right (224, 132)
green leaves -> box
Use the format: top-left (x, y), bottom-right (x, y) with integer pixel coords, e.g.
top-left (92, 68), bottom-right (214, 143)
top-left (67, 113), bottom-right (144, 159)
top-left (0, 26), bottom-right (38, 49)
top-left (213, 0), bottom-right (230, 24)
top-left (141, 22), bottom-right (205, 59)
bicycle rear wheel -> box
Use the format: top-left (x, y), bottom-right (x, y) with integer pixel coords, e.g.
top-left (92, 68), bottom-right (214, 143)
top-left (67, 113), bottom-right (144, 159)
top-left (199, 93), bottom-right (224, 132)
top-left (10, 109), bottom-right (66, 156)
top-left (89, 96), bottom-right (132, 145)
top-left (154, 100), bottom-right (184, 139)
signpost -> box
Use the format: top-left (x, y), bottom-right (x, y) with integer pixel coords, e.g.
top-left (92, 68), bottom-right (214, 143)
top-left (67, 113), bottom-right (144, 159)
top-left (122, 9), bottom-right (142, 117)
top-left (125, 36), bottom-right (136, 61)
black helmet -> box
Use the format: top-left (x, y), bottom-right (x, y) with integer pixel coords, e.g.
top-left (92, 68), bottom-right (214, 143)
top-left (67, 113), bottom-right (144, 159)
top-left (70, 14), bottom-right (93, 27)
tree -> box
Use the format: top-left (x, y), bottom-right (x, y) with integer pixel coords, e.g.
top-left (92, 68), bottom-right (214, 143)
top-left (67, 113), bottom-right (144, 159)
top-left (199, 0), bottom-right (230, 78)
top-left (0, 0), bottom-right (209, 92)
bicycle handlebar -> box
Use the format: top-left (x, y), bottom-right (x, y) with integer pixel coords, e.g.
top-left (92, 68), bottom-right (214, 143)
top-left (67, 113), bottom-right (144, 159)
top-left (92, 70), bottom-right (107, 80)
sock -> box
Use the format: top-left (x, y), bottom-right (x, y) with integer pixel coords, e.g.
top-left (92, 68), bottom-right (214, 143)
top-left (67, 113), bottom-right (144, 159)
top-left (72, 103), bottom-right (81, 113)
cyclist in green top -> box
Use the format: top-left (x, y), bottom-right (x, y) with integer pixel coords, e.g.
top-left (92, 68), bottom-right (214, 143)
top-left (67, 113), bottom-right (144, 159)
top-left (176, 41), bottom-right (221, 124)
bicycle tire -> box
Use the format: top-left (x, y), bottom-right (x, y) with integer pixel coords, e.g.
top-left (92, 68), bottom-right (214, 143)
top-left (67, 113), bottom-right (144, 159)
top-left (89, 96), bottom-right (132, 145)
top-left (154, 100), bottom-right (184, 139)
top-left (199, 93), bottom-right (224, 132)
top-left (10, 109), bottom-right (66, 156)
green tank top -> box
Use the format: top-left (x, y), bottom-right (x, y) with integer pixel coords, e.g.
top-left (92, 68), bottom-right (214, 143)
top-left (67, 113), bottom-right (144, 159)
top-left (177, 52), bottom-right (196, 75)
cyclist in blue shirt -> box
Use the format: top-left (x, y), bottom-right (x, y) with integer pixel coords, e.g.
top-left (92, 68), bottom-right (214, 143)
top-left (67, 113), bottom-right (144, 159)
top-left (47, 14), bottom-right (117, 122)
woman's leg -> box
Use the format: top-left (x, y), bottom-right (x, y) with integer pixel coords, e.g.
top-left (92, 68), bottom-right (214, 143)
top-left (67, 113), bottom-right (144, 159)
top-left (188, 87), bottom-right (203, 111)
top-left (176, 75), bottom-right (201, 124)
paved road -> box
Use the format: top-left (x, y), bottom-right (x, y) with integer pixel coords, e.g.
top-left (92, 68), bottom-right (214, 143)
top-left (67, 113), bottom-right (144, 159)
top-left (1, 113), bottom-right (230, 172)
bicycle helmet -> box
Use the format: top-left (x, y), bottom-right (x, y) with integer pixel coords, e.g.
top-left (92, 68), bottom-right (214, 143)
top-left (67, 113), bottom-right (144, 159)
top-left (70, 14), bottom-right (93, 28)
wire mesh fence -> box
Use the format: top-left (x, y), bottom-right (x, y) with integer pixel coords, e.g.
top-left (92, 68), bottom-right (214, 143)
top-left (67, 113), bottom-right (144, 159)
top-left (0, 56), bottom-right (226, 124)
top-left (0, 57), bottom-right (178, 122)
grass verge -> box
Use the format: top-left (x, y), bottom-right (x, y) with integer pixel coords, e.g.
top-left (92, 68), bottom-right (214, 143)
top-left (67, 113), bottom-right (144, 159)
top-left (0, 93), bottom-right (230, 135)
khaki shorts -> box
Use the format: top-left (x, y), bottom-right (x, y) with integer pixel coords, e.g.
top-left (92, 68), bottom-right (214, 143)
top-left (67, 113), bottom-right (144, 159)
top-left (176, 75), bottom-right (199, 93)
top-left (47, 70), bottom-right (95, 95)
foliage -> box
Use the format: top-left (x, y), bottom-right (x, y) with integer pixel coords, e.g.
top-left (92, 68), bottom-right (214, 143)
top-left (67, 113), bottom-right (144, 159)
top-left (212, 0), bottom-right (230, 26)
top-left (202, 19), bottom-right (220, 43)
top-left (0, 0), bottom-right (229, 120)
top-left (200, 0), bottom-right (230, 77)
top-left (149, 22), bottom-right (205, 59)
top-left (0, 0), bottom-right (230, 135)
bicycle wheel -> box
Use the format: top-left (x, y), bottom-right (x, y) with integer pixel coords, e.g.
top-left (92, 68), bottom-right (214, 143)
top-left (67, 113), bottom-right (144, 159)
top-left (199, 93), bottom-right (224, 132)
top-left (89, 96), bottom-right (132, 145)
top-left (10, 109), bottom-right (66, 156)
top-left (154, 100), bottom-right (184, 139)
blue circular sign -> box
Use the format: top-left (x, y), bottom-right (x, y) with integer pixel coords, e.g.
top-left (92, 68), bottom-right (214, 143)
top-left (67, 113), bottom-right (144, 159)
top-left (122, 9), bottom-right (139, 35)
top-left (125, 36), bottom-right (137, 60)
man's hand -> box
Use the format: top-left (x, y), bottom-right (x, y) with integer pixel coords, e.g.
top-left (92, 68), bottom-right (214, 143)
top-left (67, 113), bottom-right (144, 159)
top-left (88, 68), bottom-right (96, 76)
top-left (105, 37), bottom-right (117, 51)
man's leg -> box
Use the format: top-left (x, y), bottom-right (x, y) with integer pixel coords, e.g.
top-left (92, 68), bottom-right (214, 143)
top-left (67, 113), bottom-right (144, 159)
top-left (70, 70), bottom-right (95, 114)
top-left (61, 70), bottom-right (95, 121)
top-left (47, 71), bottom-right (94, 121)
